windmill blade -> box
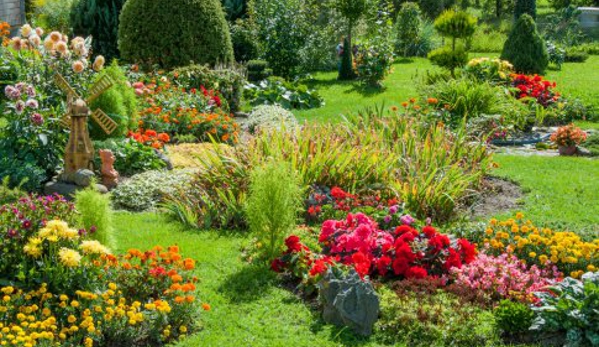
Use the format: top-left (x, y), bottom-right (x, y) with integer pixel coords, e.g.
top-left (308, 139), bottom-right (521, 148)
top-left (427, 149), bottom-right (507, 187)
top-left (59, 113), bottom-right (71, 128)
top-left (54, 73), bottom-right (80, 99)
top-left (86, 75), bottom-right (114, 104)
top-left (90, 109), bottom-right (118, 135)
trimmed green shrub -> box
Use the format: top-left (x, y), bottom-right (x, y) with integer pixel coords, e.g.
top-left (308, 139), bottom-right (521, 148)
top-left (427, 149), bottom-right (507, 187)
top-left (171, 64), bottom-right (246, 112)
top-left (429, 10), bottom-right (476, 76)
top-left (230, 19), bottom-right (261, 62)
top-left (74, 183), bottom-right (115, 249)
top-left (501, 14), bottom-right (548, 74)
top-left (118, 0), bottom-right (234, 69)
top-left (395, 2), bottom-right (423, 57)
top-left (246, 159), bottom-right (302, 261)
top-left (246, 60), bottom-right (271, 82)
top-left (71, 0), bottom-right (126, 62)
top-left (336, 0), bottom-right (367, 80)
top-left (514, 0), bottom-right (536, 20)
top-left (90, 61), bottom-right (138, 139)
top-left (493, 299), bottom-right (534, 334)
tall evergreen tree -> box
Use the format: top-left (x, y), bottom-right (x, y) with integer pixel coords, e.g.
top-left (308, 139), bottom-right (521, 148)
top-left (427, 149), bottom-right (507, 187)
top-left (501, 14), bottom-right (548, 74)
top-left (514, 0), bottom-right (536, 20)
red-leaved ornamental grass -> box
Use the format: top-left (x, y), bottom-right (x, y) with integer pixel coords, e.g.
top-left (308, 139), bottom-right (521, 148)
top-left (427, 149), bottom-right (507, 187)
top-left (511, 74), bottom-right (560, 107)
top-left (550, 124), bottom-right (587, 147)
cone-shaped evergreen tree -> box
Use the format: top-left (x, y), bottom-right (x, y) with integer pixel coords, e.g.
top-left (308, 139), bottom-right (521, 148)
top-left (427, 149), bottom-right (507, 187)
top-left (501, 14), bottom-right (548, 74)
top-left (514, 0), bottom-right (536, 20)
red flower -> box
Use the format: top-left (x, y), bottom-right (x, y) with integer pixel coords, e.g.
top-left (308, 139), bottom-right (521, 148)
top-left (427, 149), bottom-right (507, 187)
top-left (428, 234), bottom-right (450, 252)
top-left (458, 239), bottom-right (477, 263)
top-left (285, 235), bottom-right (302, 253)
top-left (309, 259), bottom-right (329, 277)
top-left (376, 256), bottom-right (392, 276)
top-left (443, 248), bottom-right (462, 270)
top-left (422, 226), bottom-right (437, 238)
top-left (395, 225), bottom-right (414, 236)
top-left (405, 266), bottom-right (428, 279)
top-left (351, 252), bottom-right (371, 278)
top-left (149, 266), bottom-right (167, 278)
top-left (331, 187), bottom-right (347, 200)
top-left (271, 258), bottom-right (285, 273)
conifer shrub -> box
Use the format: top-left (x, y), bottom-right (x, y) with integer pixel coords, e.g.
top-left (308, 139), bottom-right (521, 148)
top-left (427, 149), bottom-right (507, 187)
top-left (428, 10), bottom-right (476, 76)
top-left (514, 0), bottom-right (536, 20)
top-left (118, 0), bottom-right (234, 69)
top-left (71, 0), bottom-right (126, 61)
top-left (501, 14), bottom-right (548, 74)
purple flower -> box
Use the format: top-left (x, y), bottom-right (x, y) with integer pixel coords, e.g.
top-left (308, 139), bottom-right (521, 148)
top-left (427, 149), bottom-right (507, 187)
top-left (7, 229), bottom-right (19, 238)
top-left (15, 100), bottom-right (25, 114)
top-left (400, 214), bottom-right (415, 226)
top-left (4, 85), bottom-right (20, 100)
top-left (78, 229), bottom-right (87, 236)
top-left (89, 226), bottom-right (97, 234)
top-left (389, 205), bottom-right (399, 215)
top-left (31, 113), bottom-right (44, 126)
top-left (384, 215), bottom-right (392, 224)
top-left (25, 99), bottom-right (39, 109)
top-left (15, 82), bottom-right (26, 92)
top-left (22, 219), bottom-right (32, 229)
top-left (426, 217), bottom-right (432, 226)
top-left (25, 85), bottom-right (36, 97)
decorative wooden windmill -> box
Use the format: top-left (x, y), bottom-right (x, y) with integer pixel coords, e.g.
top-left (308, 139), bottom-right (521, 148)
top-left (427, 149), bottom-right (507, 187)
top-left (54, 73), bottom-right (118, 177)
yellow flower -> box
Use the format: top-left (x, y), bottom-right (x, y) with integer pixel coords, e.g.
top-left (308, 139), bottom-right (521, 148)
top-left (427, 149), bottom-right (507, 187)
top-left (529, 252), bottom-right (536, 258)
top-left (515, 212), bottom-right (524, 219)
top-left (59, 248), bottom-right (82, 268)
top-left (80, 240), bottom-right (110, 255)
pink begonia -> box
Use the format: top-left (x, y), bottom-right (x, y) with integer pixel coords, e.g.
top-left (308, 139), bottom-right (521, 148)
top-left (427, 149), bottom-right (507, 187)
top-left (451, 252), bottom-right (562, 302)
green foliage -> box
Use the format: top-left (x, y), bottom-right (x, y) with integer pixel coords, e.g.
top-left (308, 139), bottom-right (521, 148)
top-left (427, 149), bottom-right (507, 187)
top-left (172, 64), bottom-right (246, 112)
top-left (245, 105), bottom-right (298, 134)
top-left (221, 0), bottom-right (247, 20)
top-left (32, 0), bottom-right (76, 32)
top-left (543, 6), bottom-right (587, 47)
top-left (565, 49), bottom-right (590, 63)
top-left (92, 139), bottom-right (166, 177)
top-left (414, 0), bottom-right (454, 19)
top-left (501, 14), bottom-right (548, 74)
top-left (246, 160), bottom-right (302, 261)
top-left (429, 10), bottom-right (476, 76)
top-left (546, 41), bottom-right (566, 69)
top-left (244, 77), bottom-right (324, 110)
top-left (70, 0), bottom-right (127, 62)
top-left (90, 62), bottom-right (137, 139)
top-left (112, 169), bottom-right (194, 211)
top-left (419, 78), bottom-right (526, 128)
top-left (356, 25), bottom-right (395, 87)
top-left (494, 299), bottom-right (535, 334)
top-left (246, 60), bottom-right (272, 82)
top-left (118, 0), bottom-right (234, 69)
top-left (572, 42), bottom-right (599, 55)
top-left (376, 287), bottom-right (499, 346)
top-left (0, 157), bottom-right (47, 192)
top-left (531, 274), bottom-right (599, 346)
top-left (583, 132), bottom-right (599, 156)
top-left (468, 24), bottom-right (508, 53)
top-left (230, 19), bottom-right (261, 63)
top-left (335, 0), bottom-right (368, 25)
top-left (0, 177), bottom-right (27, 205)
top-left (428, 46), bottom-right (469, 75)
top-left (434, 10), bottom-right (477, 40)
top-left (74, 183), bottom-right (115, 249)
top-left (395, 2), bottom-right (423, 57)
top-left (514, 0), bottom-right (537, 20)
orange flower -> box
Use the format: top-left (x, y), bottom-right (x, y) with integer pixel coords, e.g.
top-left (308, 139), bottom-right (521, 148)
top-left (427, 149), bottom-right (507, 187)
top-left (391, 106), bottom-right (398, 112)
top-left (175, 296), bottom-right (185, 304)
top-left (409, 98), bottom-right (416, 104)
top-left (401, 102), bottom-right (408, 108)
top-left (427, 97), bottom-right (438, 104)
top-left (171, 274), bottom-right (183, 283)
top-left (185, 295), bottom-right (195, 303)
top-left (183, 258), bottom-right (195, 270)
top-left (202, 303), bottom-right (211, 311)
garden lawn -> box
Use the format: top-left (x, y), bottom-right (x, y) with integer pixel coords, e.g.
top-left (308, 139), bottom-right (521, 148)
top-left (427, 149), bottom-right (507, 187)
top-left (295, 55), bottom-right (599, 129)
top-left (114, 212), bottom-right (390, 347)
top-left (492, 154), bottom-right (599, 236)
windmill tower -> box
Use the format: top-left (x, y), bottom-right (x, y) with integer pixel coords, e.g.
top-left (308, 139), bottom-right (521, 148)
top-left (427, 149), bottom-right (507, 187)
top-left (54, 73), bottom-right (118, 179)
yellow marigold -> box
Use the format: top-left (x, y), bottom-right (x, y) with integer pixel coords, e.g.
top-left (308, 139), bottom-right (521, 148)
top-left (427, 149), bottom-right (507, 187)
top-left (79, 240), bottom-right (110, 255)
top-left (58, 248), bottom-right (82, 268)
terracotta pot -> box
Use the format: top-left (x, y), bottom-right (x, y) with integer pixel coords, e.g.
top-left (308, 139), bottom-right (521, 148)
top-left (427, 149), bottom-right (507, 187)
top-left (558, 145), bottom-right (577, 156)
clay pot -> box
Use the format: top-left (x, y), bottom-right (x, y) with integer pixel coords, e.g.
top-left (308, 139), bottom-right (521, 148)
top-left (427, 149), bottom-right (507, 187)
top-left (558, 145), bottom-right (577, 156)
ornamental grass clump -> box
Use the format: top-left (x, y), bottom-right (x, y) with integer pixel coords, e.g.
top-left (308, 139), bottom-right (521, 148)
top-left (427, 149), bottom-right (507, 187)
top-left (246, 160), bottom-right (302, 261)
top-left (74, 183), bottom-right (115, 250)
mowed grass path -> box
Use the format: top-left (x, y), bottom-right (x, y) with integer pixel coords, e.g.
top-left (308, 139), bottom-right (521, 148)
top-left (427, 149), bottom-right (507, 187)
top-left (295, 55), bottom-right (599, 129)
top-left (492, 155), bottom-right (599, 236)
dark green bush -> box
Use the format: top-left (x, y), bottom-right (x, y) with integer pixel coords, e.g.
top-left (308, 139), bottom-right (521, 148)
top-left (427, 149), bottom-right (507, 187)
top-left (493, 300), bottom-right (535, 335)
top-left (514, 0), bottom-right (537, 20)
top-left (230, 19), bottom-right (261, 62)
top-left (583, 133), bottom-right (599, 156)
top-left (246, 59), bottom-right (271, 82)
top-left (0, 157), bottom-right (47, 192)
top-left (339, 36), bottom-right (355, 80)
top-left (428, 46), bottom-right (469, 74)
top-left (90, 61), bottom-right (138, 139)
top-left (118, 0), bottom-right (234, 69)
top-left (416, 0), bottom-right (454, 19)
top-left (221, 0), bottom-right (247, 20)
top-left (71, 0), bottom-right (126, 62)
top-left (171, 64), bottom-right (246, 112)
top-left (501, 14), bottom-right (548, 74)
top-left (395, 2), bottom-right (423, 57)
top-left (565, 49), bottom-right (590, 62)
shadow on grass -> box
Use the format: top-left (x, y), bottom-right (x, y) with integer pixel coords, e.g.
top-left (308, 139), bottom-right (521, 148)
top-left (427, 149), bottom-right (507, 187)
top-left (218, 263), bottom-right (278, 303)
top-left (309, 315), bottom-right (375, 346)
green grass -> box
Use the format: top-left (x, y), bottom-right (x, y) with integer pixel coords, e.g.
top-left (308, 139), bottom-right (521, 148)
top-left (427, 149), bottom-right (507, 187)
top-left (492, 155), bottom-right (599, 236)
top-left (295, 55), bottom-right (599, 127)
top-left (114, 212), bottom-right (389, 347)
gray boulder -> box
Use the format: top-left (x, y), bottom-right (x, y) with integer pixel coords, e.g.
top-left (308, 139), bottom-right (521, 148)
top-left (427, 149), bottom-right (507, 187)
top-left (318, 268), bottom-right (379, 336)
